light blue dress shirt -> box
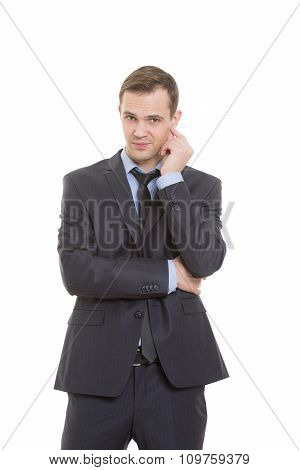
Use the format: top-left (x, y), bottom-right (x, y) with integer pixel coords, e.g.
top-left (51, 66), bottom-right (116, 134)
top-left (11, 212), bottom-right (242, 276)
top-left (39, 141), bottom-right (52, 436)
top-left (120, 147), bottom-right (184, 347)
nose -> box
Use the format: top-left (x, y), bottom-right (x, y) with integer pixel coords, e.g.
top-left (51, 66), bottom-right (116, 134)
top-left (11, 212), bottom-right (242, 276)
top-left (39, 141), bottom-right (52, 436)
top-left (133, 121), bottom-right (148, 138)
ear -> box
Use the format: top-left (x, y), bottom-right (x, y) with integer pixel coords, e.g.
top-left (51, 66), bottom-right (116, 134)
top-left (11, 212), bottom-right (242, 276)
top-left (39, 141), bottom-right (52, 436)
top-left (171, 109), bottom-right (182, 128)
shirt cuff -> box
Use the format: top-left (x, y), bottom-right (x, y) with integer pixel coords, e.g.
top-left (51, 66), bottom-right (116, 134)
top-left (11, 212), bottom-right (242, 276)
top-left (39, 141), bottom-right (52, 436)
top-left (167, 259), bottom-right (177, 294)
top-left (156, 172), bottom-right (184, 191)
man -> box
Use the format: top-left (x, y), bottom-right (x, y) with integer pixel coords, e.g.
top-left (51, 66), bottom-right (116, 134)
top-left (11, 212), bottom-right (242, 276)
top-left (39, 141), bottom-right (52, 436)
top-left (54, 65), bottom-right (229, 450)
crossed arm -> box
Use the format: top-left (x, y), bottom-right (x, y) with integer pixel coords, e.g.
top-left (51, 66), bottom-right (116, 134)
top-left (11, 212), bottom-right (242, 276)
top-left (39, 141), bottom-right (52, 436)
top-left (57, 173), bottom-right (226, 299)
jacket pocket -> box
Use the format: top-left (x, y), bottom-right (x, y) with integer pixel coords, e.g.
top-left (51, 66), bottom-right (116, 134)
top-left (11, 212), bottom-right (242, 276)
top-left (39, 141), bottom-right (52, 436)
top-left (181, 297), bottom-right (206, 315)
top-left (67, 308), bottom-right (105, 325)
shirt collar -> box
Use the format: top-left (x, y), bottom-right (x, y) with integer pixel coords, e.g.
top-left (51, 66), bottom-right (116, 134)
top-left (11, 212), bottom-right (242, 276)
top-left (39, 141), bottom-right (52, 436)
top-left (120, 146), bottom-right (163, 175)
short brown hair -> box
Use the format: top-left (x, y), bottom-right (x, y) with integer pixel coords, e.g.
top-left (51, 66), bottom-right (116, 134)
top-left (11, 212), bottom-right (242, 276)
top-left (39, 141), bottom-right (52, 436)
top-left (119, 65), bottom-right (179, 119)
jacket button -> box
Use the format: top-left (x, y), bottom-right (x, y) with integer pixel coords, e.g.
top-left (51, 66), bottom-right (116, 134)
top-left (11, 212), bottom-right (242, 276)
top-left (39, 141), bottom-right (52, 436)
top-left (153, 284), bottom-right (159, 290)
top-left (171, 195), bottom-right (176, 199)
top-left (134, 311), bottom-right (143, 318)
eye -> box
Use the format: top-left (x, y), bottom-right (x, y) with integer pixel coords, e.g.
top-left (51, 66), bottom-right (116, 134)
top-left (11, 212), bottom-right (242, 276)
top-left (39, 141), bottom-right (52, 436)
top-left (150, 118), bottom-right (160, 123)
top-left (125, 116), bottom-right (135, 121)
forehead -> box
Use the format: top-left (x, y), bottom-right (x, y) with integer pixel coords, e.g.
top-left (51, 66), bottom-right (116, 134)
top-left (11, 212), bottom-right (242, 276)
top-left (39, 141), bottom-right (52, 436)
top-left (121, 88), bottom-right (169, 117)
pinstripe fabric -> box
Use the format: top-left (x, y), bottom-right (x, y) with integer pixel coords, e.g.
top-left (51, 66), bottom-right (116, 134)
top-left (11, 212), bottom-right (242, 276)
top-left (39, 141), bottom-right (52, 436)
top-left (56, 148), bottom-right (229, 450)
top-left (54, 148), bottom-right (229, 397)
top-left (61, 363), bottom-right (207, 450)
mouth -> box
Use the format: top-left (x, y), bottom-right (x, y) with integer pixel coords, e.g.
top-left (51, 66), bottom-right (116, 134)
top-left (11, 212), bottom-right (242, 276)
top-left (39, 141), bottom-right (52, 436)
top-left (132, 142), bottom-right (150, 149)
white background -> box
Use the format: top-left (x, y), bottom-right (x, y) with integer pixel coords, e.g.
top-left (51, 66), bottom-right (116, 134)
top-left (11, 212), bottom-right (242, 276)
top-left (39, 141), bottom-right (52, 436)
top-left (1, 0), bottom-right (299, 467)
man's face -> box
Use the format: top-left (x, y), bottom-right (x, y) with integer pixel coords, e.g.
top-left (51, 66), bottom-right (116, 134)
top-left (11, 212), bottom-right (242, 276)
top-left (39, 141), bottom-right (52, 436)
top-left (118, 87), bottom-right (181, 163)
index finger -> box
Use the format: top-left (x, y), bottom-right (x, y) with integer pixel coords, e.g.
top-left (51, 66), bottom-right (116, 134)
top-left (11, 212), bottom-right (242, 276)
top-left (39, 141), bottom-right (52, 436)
top-left (170, 126), bottom-right (184, 138)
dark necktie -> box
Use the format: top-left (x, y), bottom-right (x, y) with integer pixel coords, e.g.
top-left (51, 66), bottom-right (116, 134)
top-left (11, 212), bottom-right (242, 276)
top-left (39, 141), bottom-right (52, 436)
top-left (130, 167), bottom-right (161, 232)
top-left (130, 166), bottom-right (161, 362)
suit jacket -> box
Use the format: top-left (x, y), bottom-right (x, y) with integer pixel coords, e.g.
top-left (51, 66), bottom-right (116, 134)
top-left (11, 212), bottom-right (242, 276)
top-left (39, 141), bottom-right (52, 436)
top-left (54, 148), bottom-right (229, 397)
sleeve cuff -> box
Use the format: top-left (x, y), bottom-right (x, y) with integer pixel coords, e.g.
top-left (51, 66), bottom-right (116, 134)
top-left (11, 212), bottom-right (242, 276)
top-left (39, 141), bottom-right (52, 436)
top-left (167, 259), bottom-right (177, 294)
top-left (156, 172), bottom-right (184, 191)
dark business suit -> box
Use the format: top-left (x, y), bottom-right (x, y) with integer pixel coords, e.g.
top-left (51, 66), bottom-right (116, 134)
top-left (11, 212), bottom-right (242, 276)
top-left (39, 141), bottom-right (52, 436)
top-left (54, 148), bottom-right (229, 449)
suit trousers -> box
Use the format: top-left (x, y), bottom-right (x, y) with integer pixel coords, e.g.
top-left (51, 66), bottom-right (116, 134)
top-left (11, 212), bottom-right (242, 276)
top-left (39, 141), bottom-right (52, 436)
top-left (61, 359), bottom-right (207, 450)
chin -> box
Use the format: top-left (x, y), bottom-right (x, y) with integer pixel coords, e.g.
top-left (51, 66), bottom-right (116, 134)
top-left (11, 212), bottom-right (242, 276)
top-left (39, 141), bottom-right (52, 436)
top-left (129, 146), bottom-right (155, 158)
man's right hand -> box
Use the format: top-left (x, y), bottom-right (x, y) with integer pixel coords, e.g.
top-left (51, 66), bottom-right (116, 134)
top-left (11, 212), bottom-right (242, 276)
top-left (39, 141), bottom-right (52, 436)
top-left (173, 256), bottom-right (205, 295)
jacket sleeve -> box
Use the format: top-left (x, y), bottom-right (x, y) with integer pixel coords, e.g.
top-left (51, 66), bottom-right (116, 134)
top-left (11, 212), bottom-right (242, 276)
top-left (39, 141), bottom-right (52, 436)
top-left (57, 173), bottom-right (169, 299)
top-left (156, 177), bottom-right (227, 278)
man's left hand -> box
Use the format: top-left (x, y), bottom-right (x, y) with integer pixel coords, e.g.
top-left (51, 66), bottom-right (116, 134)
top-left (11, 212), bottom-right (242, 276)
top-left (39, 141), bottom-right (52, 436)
top-left (159, 127), bottom-right (193, 175)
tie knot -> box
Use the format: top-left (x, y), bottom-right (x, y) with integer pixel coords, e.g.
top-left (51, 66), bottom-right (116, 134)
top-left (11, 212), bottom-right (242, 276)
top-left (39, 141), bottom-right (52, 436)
top-left (130, 167), bottom-right (161, 186)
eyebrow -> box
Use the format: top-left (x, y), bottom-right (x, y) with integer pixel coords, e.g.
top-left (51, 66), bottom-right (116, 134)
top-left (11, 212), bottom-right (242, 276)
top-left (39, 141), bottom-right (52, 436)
top-left (123, 111), bottom-right (164, 120)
